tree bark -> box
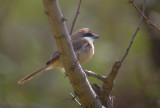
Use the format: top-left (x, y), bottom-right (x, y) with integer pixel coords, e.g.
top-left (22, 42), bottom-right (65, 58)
top-left (42, 0), bottom-right (102, 107)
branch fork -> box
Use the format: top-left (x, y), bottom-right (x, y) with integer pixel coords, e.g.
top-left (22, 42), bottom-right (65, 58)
top-left (42, 0), bottom-right (148, 107)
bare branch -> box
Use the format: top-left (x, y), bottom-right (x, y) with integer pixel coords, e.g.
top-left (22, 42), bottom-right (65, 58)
top-left (70, 0), bottom-right (82, 35)
top-left (42, 0), bottom-right (102, 107)
top-left (130, 0), bottom-right (160, 32)
top-left (67, 93), bottom-right (82, 107)
top-left (85, 70), bottom-right (106, 82)
top-left (100, 61), bottom-right (121, 107)
top-left (98, 1), bottom-right (146, 107)
top-left (121, 0), bottom-right (146, 63)
top-left (80, 1), bottom-right (147, 107)
top-left (85, 61), bottom-right (121, 107)
top-left (41, 0), bottom-right (150, 108)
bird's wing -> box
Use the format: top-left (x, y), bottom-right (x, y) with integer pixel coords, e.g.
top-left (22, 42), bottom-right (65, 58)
top-left (72, 39), bottom-right (88, 52)
top-left (46, 39), bottom-right (88, 65)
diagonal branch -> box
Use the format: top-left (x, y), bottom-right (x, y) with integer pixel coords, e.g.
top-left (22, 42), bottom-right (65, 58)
top-left (85, 70), bottom-right (106, 82)
top-left (100, 61), bottom-right (121, 107)
top-left (70, 0), bottom-right (82, 35)
top-left (95, 0), bottom-right (147, 107)
top-left (121, 0), bottom-right (146, 63)
top-left (42, 0), bottom-right (102, 107)
top-left (129, 0), bottom-right (160, 32)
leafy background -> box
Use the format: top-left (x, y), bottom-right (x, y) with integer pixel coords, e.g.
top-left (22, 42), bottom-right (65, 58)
top-left (0, 0), bottom-right (160, 108)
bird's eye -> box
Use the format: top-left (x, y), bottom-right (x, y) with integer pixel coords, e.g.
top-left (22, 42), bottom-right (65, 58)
top-left (83, 33), bottom-right (93, 37)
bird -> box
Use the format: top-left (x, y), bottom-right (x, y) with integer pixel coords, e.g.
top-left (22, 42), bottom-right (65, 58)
top-left (18, 28), bottom-right (99, 84)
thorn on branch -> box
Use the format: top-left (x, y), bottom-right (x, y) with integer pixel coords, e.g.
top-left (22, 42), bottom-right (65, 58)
top-left (129, 0), bottom-right (133, 3)
top-left (65, 93), bottom-right (82, 107)
top-left (64, 73), bottom-right (68, 78)
top-left (44, 10), bottom-right (49, 15)
top-left (62, 17), bottom-right (67, 22)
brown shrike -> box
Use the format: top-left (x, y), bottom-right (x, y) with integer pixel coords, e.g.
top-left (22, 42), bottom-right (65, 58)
top-left (18, 28), bottom-right (99, 84)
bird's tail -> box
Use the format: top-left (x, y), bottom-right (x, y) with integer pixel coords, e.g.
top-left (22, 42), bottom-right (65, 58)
top-left (18, 65), bottom-right (49, 84)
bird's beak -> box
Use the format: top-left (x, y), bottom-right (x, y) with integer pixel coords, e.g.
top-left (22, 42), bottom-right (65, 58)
top-left (93, 35), bottom-right (99, 39)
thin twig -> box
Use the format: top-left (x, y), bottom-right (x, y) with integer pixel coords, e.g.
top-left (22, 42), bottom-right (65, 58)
top-left (130, 0), bottom-right (160, 32)
top-left (85, 70), bottom-right (106, 82)
top-left (121, 0), bottom-right (146, 63)
top-left (70, 0), bottom-right (82, 35)
top-left (69, 93), bottom-right (82, 106)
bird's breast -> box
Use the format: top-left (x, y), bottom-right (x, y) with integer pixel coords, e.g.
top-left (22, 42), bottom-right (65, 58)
top-left (77, 42), bottom-right (94, 65)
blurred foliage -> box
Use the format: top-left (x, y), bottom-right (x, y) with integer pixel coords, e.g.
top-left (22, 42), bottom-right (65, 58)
top-left (0, 0), bottom-right (160, 108)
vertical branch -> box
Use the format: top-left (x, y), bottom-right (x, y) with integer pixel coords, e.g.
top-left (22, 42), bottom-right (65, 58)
top-left (70, 0), bottom-right (82, 35)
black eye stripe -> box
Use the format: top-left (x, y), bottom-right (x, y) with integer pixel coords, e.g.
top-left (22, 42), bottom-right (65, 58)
top-left (83, 33), bottom-right (93, 37)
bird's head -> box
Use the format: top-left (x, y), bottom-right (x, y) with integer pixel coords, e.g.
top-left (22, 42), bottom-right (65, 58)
top-left (71, 28), bottom-right (99, 42)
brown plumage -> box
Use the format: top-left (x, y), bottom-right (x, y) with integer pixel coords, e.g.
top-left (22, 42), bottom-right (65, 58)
top-left (18, 28), bottom-right (99, 84)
